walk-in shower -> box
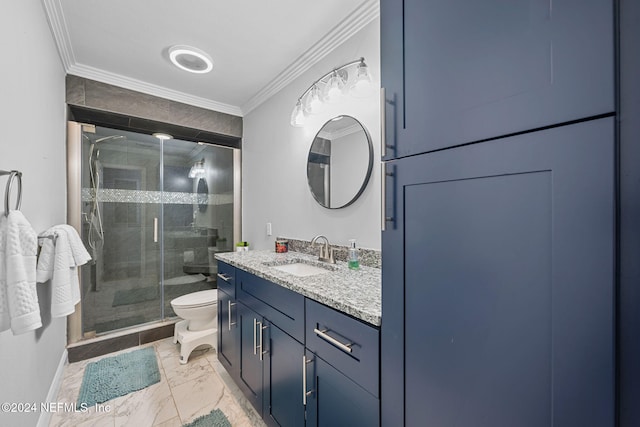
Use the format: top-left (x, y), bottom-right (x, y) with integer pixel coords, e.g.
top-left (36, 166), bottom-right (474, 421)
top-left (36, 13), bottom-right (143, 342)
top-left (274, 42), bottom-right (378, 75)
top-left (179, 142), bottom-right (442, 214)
top-left (67, 122), bottom-right (240, 340)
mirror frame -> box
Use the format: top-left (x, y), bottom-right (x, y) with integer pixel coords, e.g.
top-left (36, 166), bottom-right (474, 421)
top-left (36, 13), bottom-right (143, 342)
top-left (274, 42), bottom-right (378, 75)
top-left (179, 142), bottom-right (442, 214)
top-left (306, 115), bottom-right (374, 209)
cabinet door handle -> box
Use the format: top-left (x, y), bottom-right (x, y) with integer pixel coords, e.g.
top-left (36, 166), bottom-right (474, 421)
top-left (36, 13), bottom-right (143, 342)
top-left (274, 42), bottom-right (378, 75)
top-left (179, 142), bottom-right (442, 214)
top-left (302, 355), bottom-right (314, 405)
top-left (217, 273), bottom-right (231, 282)
top-left (313, 328), bottom-right (353, 353)
top-left (153, 217), bottom-right (158, 243)
top-left (381, 163), bottom-right (396, 231)
top-left (381, 162), bottom-right (387, 231)
top-left (258, 322), bottom-right (268, 361)
top-left (228, 301), bottom-right (236, 331)
top-left (253, 318), bottom-right (258, 355)
top-left (381, 87), bottom-right (387, 158)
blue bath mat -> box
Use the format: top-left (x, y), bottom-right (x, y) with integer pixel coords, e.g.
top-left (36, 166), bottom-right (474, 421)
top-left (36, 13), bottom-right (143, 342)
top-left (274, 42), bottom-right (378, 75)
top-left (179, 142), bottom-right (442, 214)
top-left (77, 347), bottom-right (161, 407)
top-left (183, 409), bottom-right (231, 427)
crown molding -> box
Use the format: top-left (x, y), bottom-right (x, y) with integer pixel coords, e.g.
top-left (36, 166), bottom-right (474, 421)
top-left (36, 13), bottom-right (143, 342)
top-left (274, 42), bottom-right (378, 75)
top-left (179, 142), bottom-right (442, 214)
top-left (41, 0), bottom-right (75, 70)
top-left (42, 0), bottom-right (378, 119)
top-left (67, 63), bottom-right (243, 116)
top-left (241, 0), bottom-right (379, 115)
top-left (42, 0), bottom-right (242, 117)
top-left (318, 123), bottom-right (363, 140)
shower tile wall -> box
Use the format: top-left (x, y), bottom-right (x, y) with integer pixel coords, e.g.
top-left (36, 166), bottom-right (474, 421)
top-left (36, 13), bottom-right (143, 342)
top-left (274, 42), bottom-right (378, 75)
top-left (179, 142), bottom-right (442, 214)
top-left (67, 75), bottom-right (243, 139)
top-left (102, 168), bottom-right (146, 281)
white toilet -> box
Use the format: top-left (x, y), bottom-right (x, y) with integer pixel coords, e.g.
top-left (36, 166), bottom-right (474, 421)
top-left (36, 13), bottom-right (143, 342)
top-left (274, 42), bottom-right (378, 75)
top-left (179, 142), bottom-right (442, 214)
top-left (170, 289), bottom-right (218, 364)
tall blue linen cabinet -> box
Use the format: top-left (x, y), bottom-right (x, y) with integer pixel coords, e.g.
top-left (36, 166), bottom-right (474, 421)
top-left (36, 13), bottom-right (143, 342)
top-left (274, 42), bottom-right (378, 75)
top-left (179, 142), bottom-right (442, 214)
top-left (380, 1), bottom-right (616, 426)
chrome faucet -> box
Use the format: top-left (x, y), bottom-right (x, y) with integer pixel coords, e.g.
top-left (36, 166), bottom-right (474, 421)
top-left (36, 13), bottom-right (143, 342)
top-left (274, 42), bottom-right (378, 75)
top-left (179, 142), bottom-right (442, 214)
top-left (311, 235), bottom-right (335, 264)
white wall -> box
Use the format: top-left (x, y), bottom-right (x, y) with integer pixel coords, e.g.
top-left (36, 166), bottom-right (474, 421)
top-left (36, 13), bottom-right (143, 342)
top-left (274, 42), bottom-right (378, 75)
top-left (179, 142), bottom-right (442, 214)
top-left (243, 18), bottom-right (381, 250)
top-left (0, 2), bottom-right (67, 426)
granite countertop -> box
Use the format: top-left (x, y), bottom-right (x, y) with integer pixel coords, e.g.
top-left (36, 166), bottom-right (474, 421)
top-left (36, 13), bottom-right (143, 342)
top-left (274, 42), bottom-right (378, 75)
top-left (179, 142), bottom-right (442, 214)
top-left (215, 250), bottom-right (381, 326)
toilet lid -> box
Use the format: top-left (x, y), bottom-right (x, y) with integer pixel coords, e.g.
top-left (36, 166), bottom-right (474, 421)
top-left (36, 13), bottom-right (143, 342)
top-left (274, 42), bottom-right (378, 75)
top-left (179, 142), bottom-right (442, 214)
top-left (171, 289), bottom-right (218, 308)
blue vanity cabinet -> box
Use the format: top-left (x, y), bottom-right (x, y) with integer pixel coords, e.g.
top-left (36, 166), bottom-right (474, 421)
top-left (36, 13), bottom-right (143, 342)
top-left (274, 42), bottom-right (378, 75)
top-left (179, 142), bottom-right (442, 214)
top-left (381, 0), bottom-right (614, 159)
top-left (235, 269), bottom-right (307, 425)
top-left (381, 118), bottom-right (615, 426)
top-left (263, 321), bottom-right (306, 427)
top-left (305, 299), bottom-right (380, 427)
top-left (236, 269), bottom-right (305, 343)
top-left (236, 300), bottom-right (307, 426)
top-left (237, 302), bottom-right (265, 415)
top-left (305, 351), bottom-right (380, 427)
top-left (220, 266), bottom-right (382, 426)
top-left (217, 262), bottom-right (239, 382)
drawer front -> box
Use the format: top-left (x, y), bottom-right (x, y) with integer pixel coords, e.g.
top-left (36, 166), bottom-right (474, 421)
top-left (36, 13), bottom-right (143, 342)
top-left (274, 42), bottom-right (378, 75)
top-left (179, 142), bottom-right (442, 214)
top-left (217, 261), bottom-right (236, 298)
top-left (237, 269), bottom-right (305, 343)
top-left (306, 299), bottom-right (380, 397)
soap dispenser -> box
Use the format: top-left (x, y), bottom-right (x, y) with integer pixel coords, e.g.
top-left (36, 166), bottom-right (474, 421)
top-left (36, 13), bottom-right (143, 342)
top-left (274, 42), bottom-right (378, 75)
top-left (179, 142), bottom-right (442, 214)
top-left (348, 239), bottom-right (360, 270)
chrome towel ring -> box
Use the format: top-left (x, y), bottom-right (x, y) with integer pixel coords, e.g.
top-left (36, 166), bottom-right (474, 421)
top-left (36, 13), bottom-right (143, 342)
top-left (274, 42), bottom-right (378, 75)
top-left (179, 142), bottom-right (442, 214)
top-left (0, 170), bottom-right (22, 217)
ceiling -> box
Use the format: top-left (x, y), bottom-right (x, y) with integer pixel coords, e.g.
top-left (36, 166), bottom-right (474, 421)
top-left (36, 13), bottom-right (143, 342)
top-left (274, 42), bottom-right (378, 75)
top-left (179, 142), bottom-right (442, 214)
top-left (43, 0), bottom-right (379, 117)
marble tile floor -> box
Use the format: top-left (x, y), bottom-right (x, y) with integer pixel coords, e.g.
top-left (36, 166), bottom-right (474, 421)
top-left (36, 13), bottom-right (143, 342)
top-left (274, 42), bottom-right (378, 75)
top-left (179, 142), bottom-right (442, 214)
top-left (50, 338), bottom-right (266, 427)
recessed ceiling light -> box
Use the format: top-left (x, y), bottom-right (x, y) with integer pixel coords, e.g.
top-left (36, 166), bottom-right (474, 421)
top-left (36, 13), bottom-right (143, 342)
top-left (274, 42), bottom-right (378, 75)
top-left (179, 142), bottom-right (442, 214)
top-left (152, 133), bottom-right (173, 140)
top-left (168, 45), bottom-right (213, 74)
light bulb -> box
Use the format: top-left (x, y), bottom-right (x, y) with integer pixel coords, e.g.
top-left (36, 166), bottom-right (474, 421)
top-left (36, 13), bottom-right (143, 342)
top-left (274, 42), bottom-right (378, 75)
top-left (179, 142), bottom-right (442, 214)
top-left (323, 71), bottom-right (346, 103)
top-left (304, 85), bottom-right (325, 114)
top-left (290, 100), bottom-right (306, 127)
top-left (189, 160), bottom-right (205, 178)
top-left (349, 60), bottom-right (374, 98)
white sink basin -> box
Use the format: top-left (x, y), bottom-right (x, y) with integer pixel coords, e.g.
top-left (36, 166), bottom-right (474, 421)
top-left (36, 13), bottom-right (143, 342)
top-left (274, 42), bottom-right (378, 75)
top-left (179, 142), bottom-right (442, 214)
top-left (271, 262), bottom-right (331, 277)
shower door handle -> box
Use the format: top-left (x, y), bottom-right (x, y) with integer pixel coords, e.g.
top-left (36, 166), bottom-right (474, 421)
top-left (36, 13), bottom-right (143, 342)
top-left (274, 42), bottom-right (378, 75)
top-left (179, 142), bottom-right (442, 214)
top-left (153, 217), bottom-right (158, 243)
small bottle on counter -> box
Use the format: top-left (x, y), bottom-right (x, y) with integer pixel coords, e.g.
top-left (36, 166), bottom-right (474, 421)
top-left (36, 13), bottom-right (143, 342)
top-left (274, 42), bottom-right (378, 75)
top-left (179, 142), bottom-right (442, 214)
top-left (348, 239), bottom-right (360, 270)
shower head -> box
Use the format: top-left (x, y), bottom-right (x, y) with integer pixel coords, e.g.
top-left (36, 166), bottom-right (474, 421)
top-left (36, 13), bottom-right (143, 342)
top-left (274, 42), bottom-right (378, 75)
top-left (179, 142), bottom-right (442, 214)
top-left (94, 135), bottom-right (126, 144)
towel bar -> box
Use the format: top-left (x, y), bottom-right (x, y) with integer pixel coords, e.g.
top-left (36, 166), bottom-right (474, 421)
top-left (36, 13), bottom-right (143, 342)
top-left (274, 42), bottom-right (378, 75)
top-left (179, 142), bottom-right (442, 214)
top-left (0, 170), bottom-right (22, 216)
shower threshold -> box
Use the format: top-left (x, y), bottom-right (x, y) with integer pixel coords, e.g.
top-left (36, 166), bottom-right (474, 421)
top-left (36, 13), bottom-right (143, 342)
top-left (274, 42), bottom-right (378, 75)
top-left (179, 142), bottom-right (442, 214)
top-left (67, 318), bottom-right (181, 363)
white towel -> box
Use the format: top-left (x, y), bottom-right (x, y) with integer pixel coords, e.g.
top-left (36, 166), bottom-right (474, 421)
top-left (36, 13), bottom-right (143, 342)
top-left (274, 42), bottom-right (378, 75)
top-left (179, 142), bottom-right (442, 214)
top-left (36, 225), bottom-right (91, 318)
top-left (0, 211), bottom-right (42, 335)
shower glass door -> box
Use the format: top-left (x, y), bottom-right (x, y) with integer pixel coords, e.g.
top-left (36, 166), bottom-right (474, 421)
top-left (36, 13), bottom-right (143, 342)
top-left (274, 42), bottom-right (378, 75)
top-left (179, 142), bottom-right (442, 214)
top-left (80, 126), bottom-right (163, 334)
top-left (77, 124), bottom-right (237, 336)
top-left (161, 138), bottom-right (235, 318)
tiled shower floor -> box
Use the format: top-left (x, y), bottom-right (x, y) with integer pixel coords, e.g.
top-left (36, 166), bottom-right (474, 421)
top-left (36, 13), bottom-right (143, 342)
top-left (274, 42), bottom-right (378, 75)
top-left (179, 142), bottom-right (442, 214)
top-left (50, 338), bottom-right (266, 427)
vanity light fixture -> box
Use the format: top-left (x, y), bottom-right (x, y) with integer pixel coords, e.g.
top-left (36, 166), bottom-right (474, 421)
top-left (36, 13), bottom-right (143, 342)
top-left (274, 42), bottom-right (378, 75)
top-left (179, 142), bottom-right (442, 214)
top-left (349, 60), bottom-right (374, 98)
top-left (188, 159), bottom-right (206, 178)
top-left (290, 100), bottom-right (306, 127)
top-left (305, 85), bottom-right (325, 114)
top-left (168, 45), bottom-right (214, 74)
top-left (290, 57), bottom-right (374, 127)
top-left (323, 70), bottom-right (347, 104)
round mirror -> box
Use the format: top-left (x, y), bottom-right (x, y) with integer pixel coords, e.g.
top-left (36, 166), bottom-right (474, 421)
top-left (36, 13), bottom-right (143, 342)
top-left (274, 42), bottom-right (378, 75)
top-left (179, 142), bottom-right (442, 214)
top-left (307, 116), bottom-right (373, 209)
top-left (196, 178), bottom-right (208, 212)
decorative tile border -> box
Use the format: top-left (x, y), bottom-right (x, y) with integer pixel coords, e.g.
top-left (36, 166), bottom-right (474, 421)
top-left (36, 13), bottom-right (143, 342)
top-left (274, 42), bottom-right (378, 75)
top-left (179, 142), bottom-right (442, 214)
top-left (81, 188), bottom-right (233, 205)
top-left (277, 236), bottom-right (381, 269)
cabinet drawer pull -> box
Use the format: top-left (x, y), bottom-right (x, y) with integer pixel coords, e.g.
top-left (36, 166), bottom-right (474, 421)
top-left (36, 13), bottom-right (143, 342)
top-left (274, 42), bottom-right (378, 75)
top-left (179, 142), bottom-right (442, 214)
top-left (228, 301), bottom-right (236, 331)
top-left (313, 328), bottom-right (353, 353)
top-left (302, 355), bottom-right (314, 405)
top-left (217, 273), bottom-right (232, 282)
